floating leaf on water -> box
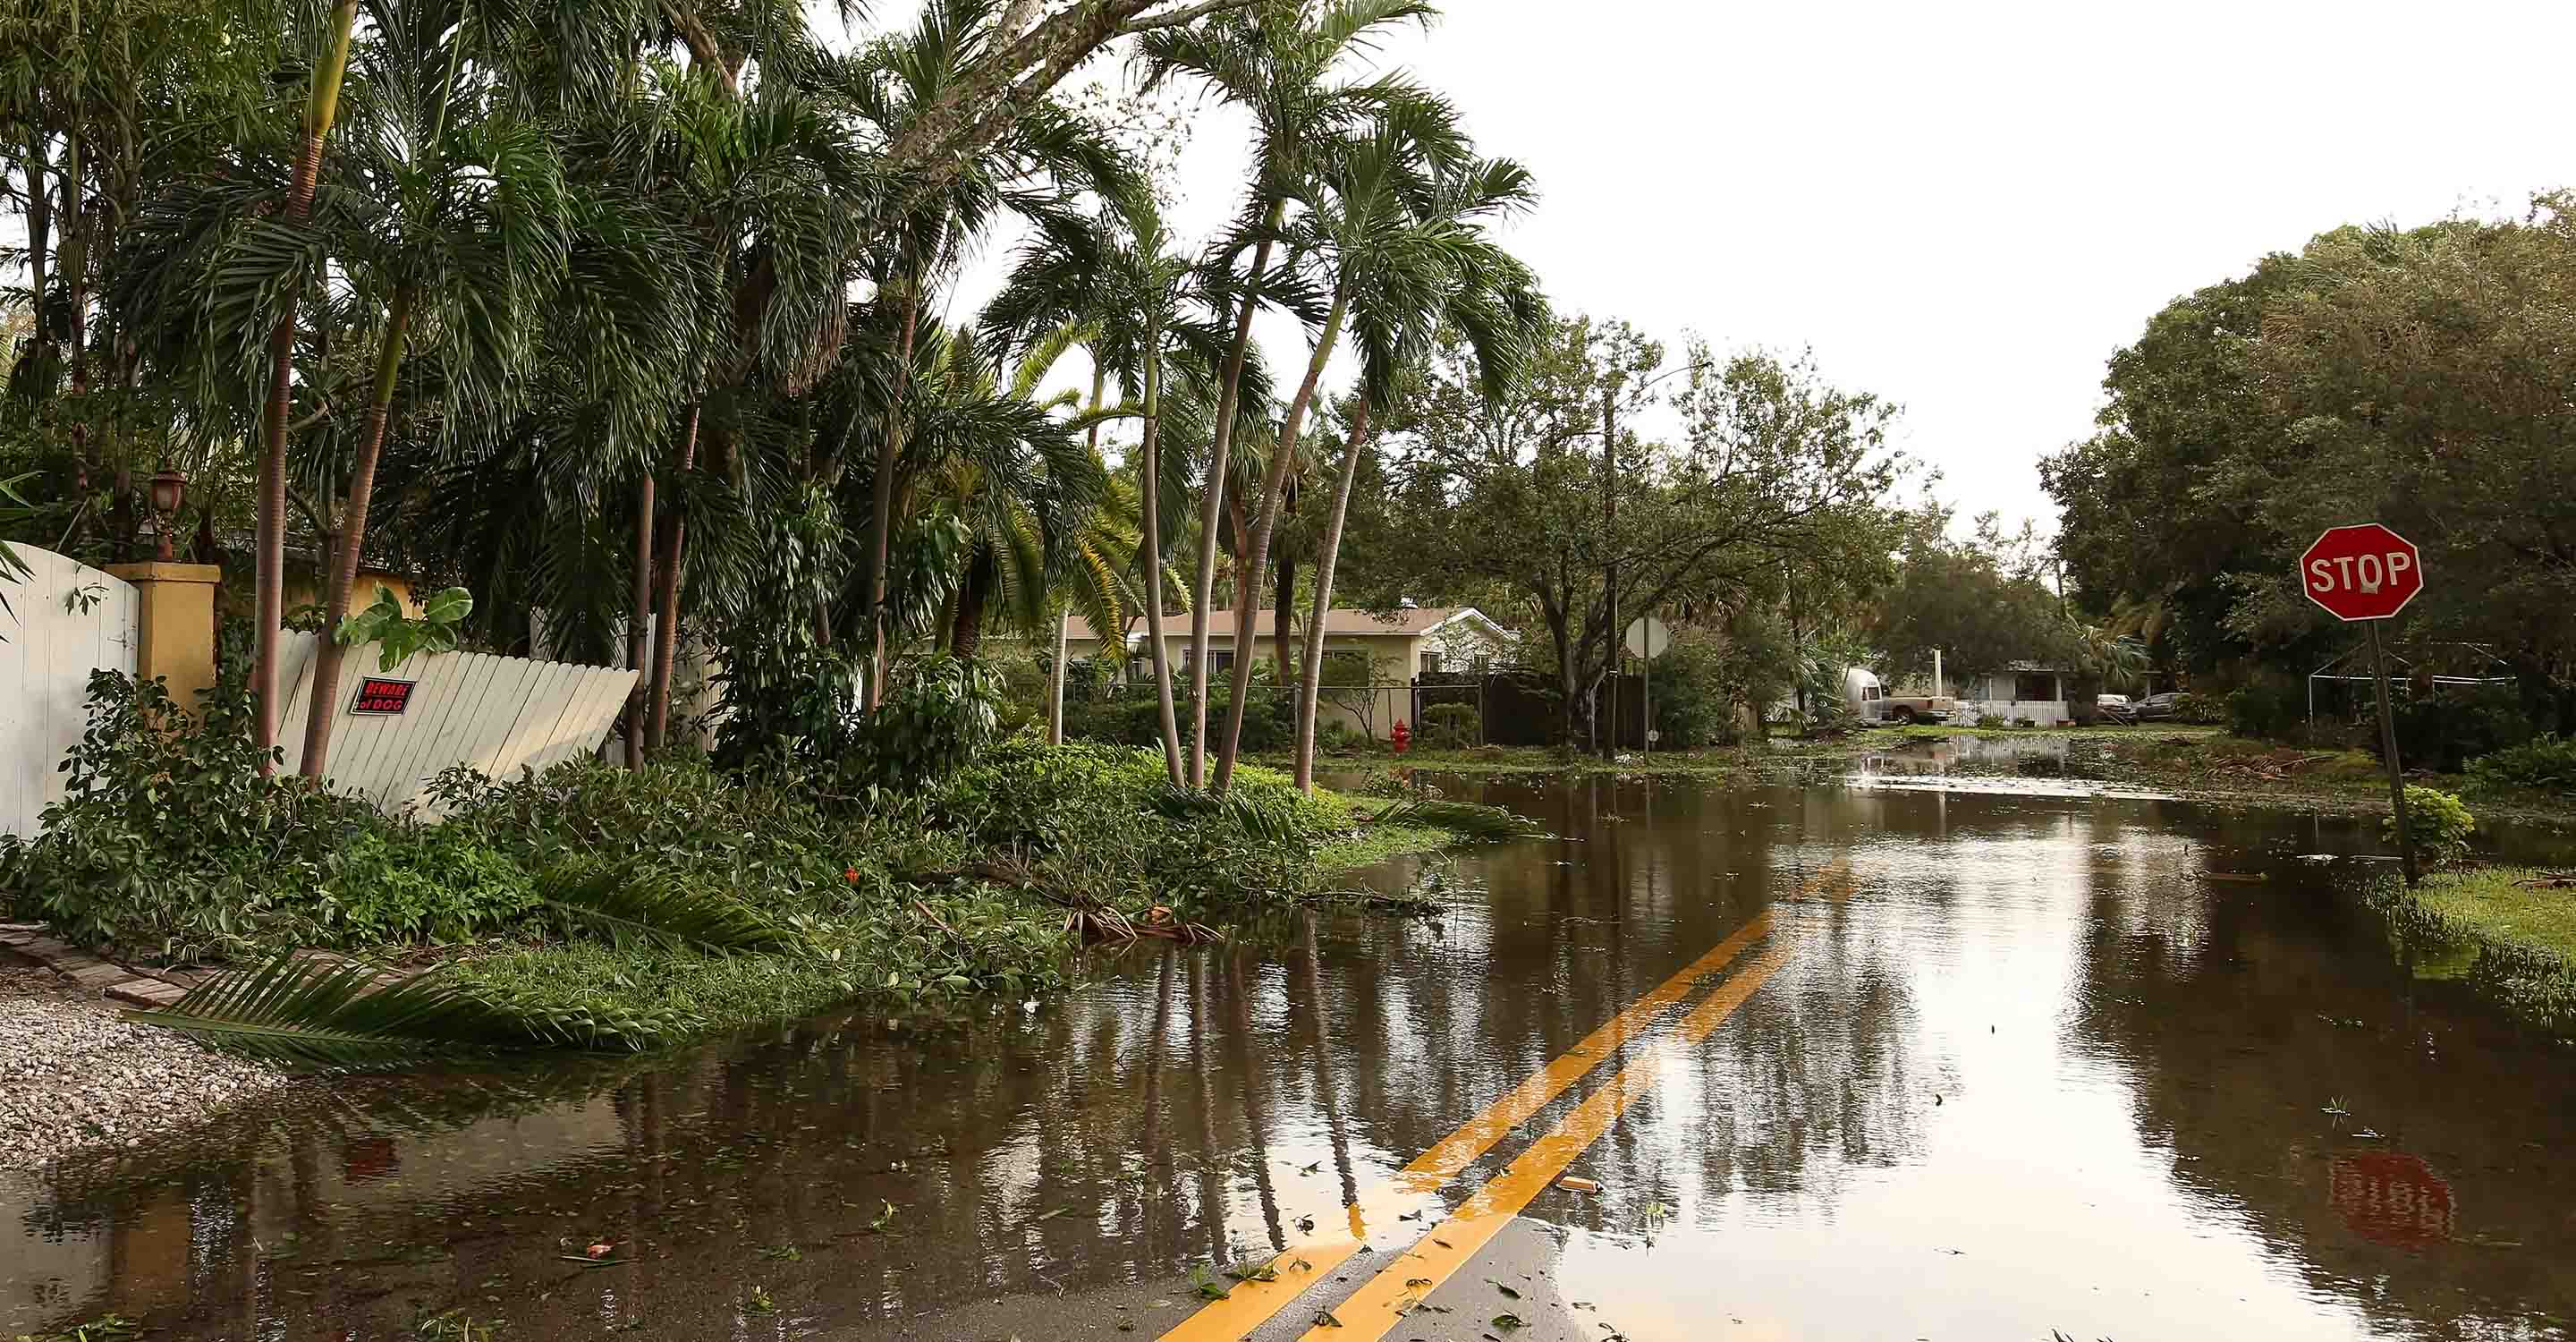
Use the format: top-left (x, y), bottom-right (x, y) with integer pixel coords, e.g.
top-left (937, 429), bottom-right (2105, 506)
top-left (1488, 1280), bottom-right (1521, 1300)
top-left (1493, 1313), bottom-right (1526, 1332)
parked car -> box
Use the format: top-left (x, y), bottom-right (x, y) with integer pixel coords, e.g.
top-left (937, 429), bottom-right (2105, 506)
top-left (2097, 692), bottom-right (2135, 724)
top-left (2131, 692), bottom-right (2183, 723)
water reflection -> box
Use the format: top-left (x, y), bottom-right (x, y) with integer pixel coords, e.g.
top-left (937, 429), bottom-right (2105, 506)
top-left (6, 778), bottom-right (2572, 1340)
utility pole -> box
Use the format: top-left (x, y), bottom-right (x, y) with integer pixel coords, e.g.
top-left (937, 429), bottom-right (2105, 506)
top-left (1596, 354), bottom-right (1713, 759)
top-left (1600, 378), bottom-right (1620, 760)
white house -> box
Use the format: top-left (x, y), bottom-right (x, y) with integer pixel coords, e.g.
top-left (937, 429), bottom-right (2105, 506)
top-left (1062, 606), bottom-right (1517, 740)
top-left (1950, 660), bottom-right (2080, 726)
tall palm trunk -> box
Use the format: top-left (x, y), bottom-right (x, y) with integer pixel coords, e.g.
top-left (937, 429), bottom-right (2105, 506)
top-left (63, 121), bottom-right (89, 536)
top-left (1046, 609), bottom-right (1070, 747)
top-left (646, 405), bottom-right (699, 752)
top-left (1047, 361), bottom-right (1109, 747)
top-left (1135, 342), bottom-right (1184, 782)
top-left (21, 133), bottom-right (45, 362)
top-left (624, 472), bottom-right (653, 767)
top-left (253, 0), bottom-right (361, 769)
top-left (865, 289), bottom-right (922, 708)
top-left (1271, 548), bottom-right (1295, 684)
top-left (298, 285), bottom-right (414, 781)
top-left (948, 563), bottom-right (988, 658)
top-left (1212, 288), bottom-right (1345, 792)
top-left (1188, 202), bottom-right (1284, 786)
top-left (1295, 401), bottom-right (1370, 792)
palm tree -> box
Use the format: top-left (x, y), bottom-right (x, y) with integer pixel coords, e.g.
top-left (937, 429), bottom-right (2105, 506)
top-left (1207, 98), bottom-right (1499, 791)
top-left (898, 322), bottom-right (1107, 660)
top-left (844, 0), bottom-right (1141, 709)
top-left (249, 0), bottom-right (365, 764)
top-left (985, 194), bottom-right (1244, 780)
top-left (1290, 148), bottom-right (1543, 790)
top-left (1137, 0), bottom-right (1447, 786)
top-left (298, 0), bottom-right (573, 781)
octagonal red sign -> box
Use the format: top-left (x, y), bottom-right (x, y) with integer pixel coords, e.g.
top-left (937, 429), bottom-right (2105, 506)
top-left (2301, 522), bottom-right (2424, 623)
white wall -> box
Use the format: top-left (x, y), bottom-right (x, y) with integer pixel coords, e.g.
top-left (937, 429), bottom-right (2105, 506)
top-left (0, 548), bottom-right (139, 837)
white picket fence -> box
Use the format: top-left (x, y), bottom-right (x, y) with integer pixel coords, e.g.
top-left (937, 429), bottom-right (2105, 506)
top-left (273, 632), bottom-right (637, 817)
top-left (0, 548), bottom-right (140, 837)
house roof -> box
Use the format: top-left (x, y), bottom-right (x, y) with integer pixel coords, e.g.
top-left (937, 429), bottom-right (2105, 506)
top-left (1064, 607), bottom-right (1496, 643)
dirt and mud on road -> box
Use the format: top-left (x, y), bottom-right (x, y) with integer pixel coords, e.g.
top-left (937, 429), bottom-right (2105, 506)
top-left (8, 774), bottom-right (2573, 1342)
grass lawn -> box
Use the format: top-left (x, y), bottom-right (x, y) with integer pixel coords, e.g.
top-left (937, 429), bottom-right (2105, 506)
top-left (2412, 867), bottom-right (2576, 963)
top-left (2370, 867), bottom-right (2576, 1035)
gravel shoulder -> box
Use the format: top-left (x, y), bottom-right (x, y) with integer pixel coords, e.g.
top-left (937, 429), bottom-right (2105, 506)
top-left (0, 959), bottom-right (291, 1170)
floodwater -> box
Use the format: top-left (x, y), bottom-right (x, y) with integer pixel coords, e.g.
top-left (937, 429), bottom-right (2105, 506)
top-left (6, 776), bottom-right (2574, 1341)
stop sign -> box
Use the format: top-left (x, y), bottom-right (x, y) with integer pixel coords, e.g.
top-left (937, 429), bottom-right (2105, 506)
top-left (2301, 522), bottom-right (2424, 622)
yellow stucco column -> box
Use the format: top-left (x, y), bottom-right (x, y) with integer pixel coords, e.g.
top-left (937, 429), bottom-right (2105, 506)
top-left (104, 562), bottom-right (223, 708)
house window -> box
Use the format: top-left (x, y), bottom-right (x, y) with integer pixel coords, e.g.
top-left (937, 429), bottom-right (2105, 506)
top-left (1211, 650), bottom-right (1235, 675)
top-left (1422, 650), bottom-right (1444, 674)
top-left (2013, 673), bottom-right (2058, 703)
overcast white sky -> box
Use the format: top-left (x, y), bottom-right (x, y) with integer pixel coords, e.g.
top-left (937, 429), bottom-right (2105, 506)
top-left (949, 0), bottom-right (2576, 535)
top-left (19, 2), bottom-right (2568, 538)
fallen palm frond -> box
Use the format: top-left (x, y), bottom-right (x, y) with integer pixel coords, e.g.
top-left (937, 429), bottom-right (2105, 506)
top-left (537, 862), bottom-right (807, 955)
top-left (1368, 797), bottom-right (1545, 841)
top-left (122, 953), bottom-right (680, 1069)
top-left (1148, 784), bottom-right (1305, 842)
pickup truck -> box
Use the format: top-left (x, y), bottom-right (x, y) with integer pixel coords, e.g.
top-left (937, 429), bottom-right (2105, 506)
top-left (1865, 692), bottom-right (1955, 725)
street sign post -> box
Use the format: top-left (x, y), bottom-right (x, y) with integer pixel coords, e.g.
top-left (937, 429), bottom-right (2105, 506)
top-left (2301, 523), bottom-right (2424, 885)
top-left (1625, 616), bottom-right (1671, 755)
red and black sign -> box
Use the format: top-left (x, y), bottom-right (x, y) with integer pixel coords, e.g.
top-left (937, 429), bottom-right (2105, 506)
top-left (2330, 1151), bottom-right (2454, 1249)
top-left (351, 677), bottom-right (417, 715)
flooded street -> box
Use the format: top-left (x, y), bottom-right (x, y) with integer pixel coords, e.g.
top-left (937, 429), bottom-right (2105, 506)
top-left (7, 776), bottom-right (2574, 1341)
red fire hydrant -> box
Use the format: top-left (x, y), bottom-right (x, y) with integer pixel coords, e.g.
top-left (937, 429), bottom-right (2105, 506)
top-left (1391, 718), bottom-right (1411, 753)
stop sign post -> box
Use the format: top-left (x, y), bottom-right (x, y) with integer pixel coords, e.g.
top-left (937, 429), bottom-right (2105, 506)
top-left (2301, 523), bottom-right (2425, 885)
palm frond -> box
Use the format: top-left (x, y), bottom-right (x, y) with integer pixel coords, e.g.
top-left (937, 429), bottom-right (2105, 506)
top-left (538, 862), bottom-right (808, 954)
top-left (1372, 798), bottom-right (1546, 842)
top-left (123, 954), bottom-right (664, 1069)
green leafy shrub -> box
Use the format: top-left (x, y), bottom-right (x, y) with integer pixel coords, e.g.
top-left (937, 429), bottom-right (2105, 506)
top-left (2466, 733), bottom-right (2576, 794)
top-left (0, 670), bottom-right (376, 961)
top-left (1063, 675), bottom-right (1295, 753)
top-left (317, 827), bottom-right (538, 944)
top-left (2391, 786), bottom-right (2476, 866)
top-left (1419, 702), bottom-right (1480, 749)
top-left (852, 655), bottom-right (1004, 787)
top-left (1315, 719), bottom-right (1371, 755)
top-left (1647, 636), bottom-right (1746, 749)
top-left (931, 741), bottom-right (1348, 915)
top-left (983, 649), bottom-right (1051, 738)
top-left (2171, 692), bottom-right (2224, 725)
top-left (336, 584), bottom-right (473, 671)
top-left (2226, 677), bottom-right (2305, 741)
top-left (2383, 684), bottom-right (2532, 774)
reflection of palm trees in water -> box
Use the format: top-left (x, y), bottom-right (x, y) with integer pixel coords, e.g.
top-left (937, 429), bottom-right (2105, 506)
top-left (1299, 913), bottom-right (1363, 1217)
top-left (1189, 955), bottom-right (1227, 1262)
top-left (1225, 947), bottom-right (1289, 1251)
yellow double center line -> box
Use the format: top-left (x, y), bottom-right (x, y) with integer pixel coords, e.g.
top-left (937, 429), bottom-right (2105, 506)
top-left (1301, 941), bottom-right (1796, 1339)
top-left (1158, 860), bottom-right (1840, 1342)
